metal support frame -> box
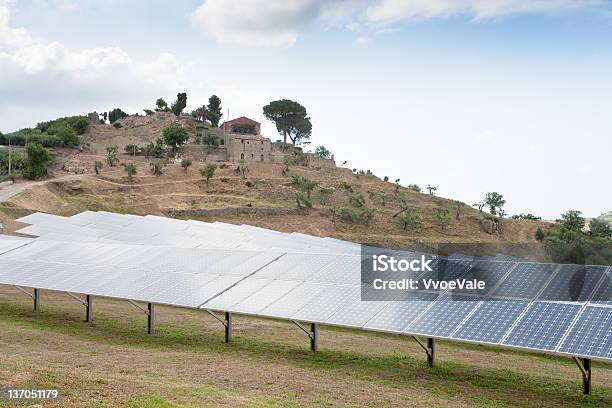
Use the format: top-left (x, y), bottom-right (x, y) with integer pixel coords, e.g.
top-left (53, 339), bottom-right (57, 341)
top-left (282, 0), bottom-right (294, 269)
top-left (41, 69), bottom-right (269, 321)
top-left (147, 303), bottom-right (155, 335)
top-left (292, 321), bottom-right (318, 351)
top-left (64, 292), bottom-right (92, 322)
top-left (205, 310), bottom-right (233, 343)
top-left (574, 357), bottom-right (592, 395)
top-left (413, 336), bottom-right (435, 367)
top-left (33, 288), bottom-right (40, 311)
top-left (126, 300), bottom-right (154, 334)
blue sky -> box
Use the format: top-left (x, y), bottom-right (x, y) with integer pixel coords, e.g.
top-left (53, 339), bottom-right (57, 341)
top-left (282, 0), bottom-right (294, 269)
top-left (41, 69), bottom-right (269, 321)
top-left (1, 0), bottom-right (611, 219)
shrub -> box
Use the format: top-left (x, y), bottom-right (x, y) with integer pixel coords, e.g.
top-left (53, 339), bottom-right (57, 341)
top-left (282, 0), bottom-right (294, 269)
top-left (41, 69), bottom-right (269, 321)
top-left (319, 186), bottom-right (335, 205)
top-left (181, 158), bottom-right (192, 172)
top-left (314, 145), bottom-right (331, 159)
top-left (0, 149), bottom-right (26, 174)
top-left (383, 176), bottom-right (389, 182)
top-left (349, 194), bottom-right (366, 207)
top-left (23, 142), bottom-right (54, 180)
top-left (144, 138), bottom-right (164, 158)
top-left (535, 227), bottom-right (545, 241)
top-left (150, 160), bottom-right (164, 176)
top-left (94, 160), bottom-right (103, 175)
top-left (124, 144), bottom-right (142, 155)
top-left (339, 206), bottom-right (374, 225)
top-left (113, 122), bottom-right (123, 129)
top-left (399, 207), bottom-right (420, 231)
top-left (245, 180), bottom-right (254, 187)
top-left (435, 205), bottom-right (451, 230)
top-left (296, 192), bottom-right (313, 210)
top-left (291, 175), bottom-right (319, 198)
top-left (108, 108), bottom-right (128, 123)
top-left (200, 163), bottom-right (217, 186)
top-left (408, 184), bottom-right (421, 193)
top-left (162, 124), bottom-right (188, 153)
top-left (123, 162), bottom-right (137, 181)
top-left (339, 181), bottom-right (353, 192)
top-left (106, 146), bottom-right (119, 167)
top-left (49, 126), bottom-right (79, 146)
top-left (144, 109), bottom-right (154, 116)
top-left (198, 133), bottom-right (222, 146)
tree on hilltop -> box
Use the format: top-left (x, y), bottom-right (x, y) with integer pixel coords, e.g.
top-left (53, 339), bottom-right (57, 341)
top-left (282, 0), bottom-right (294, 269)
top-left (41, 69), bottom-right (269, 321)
top-left (263, 99), bottom-right (312, 146)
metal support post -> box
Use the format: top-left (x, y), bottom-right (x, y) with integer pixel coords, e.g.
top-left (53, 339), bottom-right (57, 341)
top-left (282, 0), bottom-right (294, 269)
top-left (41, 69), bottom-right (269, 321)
top-left (310, 323), bottom-right (318, 352)
top-left (224, 312), bottom-right (232, 343)
top-left (574, 357), bottom-right (591, 395)
top-left (85, 295), bottom-right (93, 323)
top-left (147, 303), bottom-right (155, 334)
top-left (33, 288), bottom-right (40, 311)
top-left (427, 338), bottom-right (435, 367)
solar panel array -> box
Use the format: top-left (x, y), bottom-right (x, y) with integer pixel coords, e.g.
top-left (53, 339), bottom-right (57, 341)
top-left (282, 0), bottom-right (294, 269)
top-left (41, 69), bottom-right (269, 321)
top-left (0, 211), bottom-right (609, 361)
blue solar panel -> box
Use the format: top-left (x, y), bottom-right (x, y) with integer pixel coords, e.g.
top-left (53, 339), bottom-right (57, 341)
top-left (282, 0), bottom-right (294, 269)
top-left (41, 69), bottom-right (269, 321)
top-left (452, 300), bottom-right (529, 344)
top-left (502, 302), bottom-right (581, 351)
top-left (589, 271), bottom-right (612, 306)
top-left (492, 263), bottom-right (557, 299)
top-left (363, 292), bottom-right (438, 332)
top-left (558, 306), bottom-right (612, 360)
top-left (406, 295), bottom-right (480, 337)
top-left (454, 260), bottom-right (514, 296)
top-left (538, 265), bottom-right (606, 302)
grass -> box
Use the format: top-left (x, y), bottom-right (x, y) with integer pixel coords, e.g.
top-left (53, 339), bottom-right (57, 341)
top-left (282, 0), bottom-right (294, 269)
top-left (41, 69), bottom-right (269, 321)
top-left (0, 291), bottom-right (610, 407)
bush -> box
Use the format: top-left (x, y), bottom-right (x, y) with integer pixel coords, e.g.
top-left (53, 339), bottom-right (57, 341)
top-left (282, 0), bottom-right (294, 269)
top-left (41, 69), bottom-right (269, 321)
top-left (162, 124), bottom-right (188, 152)
top-left (339, 181), bottom-right (353, 192)
top-left (144, 138), bottom-right (164, 158)
top-left (339, 206), bottom-right (374, 225)
top-left (23, 142), bottom-right (54, 180)
top-left (0, 149), bottom-right (26, 174)
top-left (94, 160), bottom-right (103, 175)
top-left (124, 144), bottom-right (142, 155)
top-left (181, 158), bottom-right (192, 172)
top-left (535, 227), bottom-right (545, 241)
top-left (108, 108), bottom-right (128, 123)
top-left (113, 122), bottom-right (123, 129)
top-left (106, 146), bottom-right (119, 167)
top-left (296, 192), bottom-right (313, 210)
top-left (150, 160), bottom-right (164, 176)
top-left (51, 126), bottom-right (79, 146)
top-left (399, 207), bottom-right (420, 231)
top-left (37, 116), bottom-right (90, 135)
top-left (349, 194), bottom-right (366, 207)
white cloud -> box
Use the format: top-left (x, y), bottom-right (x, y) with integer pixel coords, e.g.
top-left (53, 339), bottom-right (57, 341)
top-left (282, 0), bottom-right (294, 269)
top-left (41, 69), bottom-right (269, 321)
top-left (366, 0), bottom-right (603, 22)
top-left (193, 0), bottom-right (344, 47)
top-left (0, 5), bottom-right (188, 130)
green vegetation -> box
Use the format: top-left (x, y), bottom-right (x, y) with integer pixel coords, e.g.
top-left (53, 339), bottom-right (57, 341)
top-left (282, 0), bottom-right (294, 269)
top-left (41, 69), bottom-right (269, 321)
top-left (291, 175), bottom-right (319, 199)
top-left (535, 227), bottom-right (545, 241)
top-left (124, 144), bottom-right (143, 156)
top-left (541, 210), bottom-right (611, 265)
top-left (319, 186), bottom-right (335, 205)
top-left (113, 122), bottom-right (123, 129)
top-left (94, 160), bottom-right (103, 175)
top-left (200, 164), bottom-right (216, 186)
top-left (123, 162), bottom-right (137, 181)
top-left (0, 149), bottom-right (25, 175)
top-left (171, 92), bottom-right (187, 116)
top-left (162, 124), bottom-right (188, 153)
top-left (23, 142), bottom-right (54, 180)
top-left (155, 98), bottom-right (170, 112)
top-left (452, 201), bottom-right (466, 220)
top-left (339, 192), bottom-right (374, 225)
top-left (197, 132), bottom-right (223, 146)
top-left (144, 109), bottom-right (154, 116)
top-left (144, 138), bottom-right (164, 158)
top-left (263, 99), bottom-right (312, 146)
top-left (108, 108), bottom-right (128, 124)
top-left (484, 192), bottom-right (506, 216)
top-left (408, 184), bottom-right (421, 193)
top-left (435, 205), bottom-right (452, 230)
top-left (180, 158), bottom-right (192, 173)
top-left (314, 145), bottom-right (331, 159)
top-left (399, 207), bottom-right (420, 231)
top-left (150, 160), bottom-right (164, 176)
top-left (206, 95), bottom-right (223, 127)
top-left (512, 213), bottom-right (542, 221)
top-left (106, 146), bottom-right (119, 167)
top-left (236, 163), bottom-right (249, 179)
top-left (0, 115), bottom-right (89, 148)
top-left (296, 191), bottom-right (313, 210)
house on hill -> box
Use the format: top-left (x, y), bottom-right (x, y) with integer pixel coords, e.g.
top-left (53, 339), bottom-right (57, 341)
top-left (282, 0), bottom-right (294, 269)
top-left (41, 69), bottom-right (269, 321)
top-left (193, 115), bottom-right (336, 167)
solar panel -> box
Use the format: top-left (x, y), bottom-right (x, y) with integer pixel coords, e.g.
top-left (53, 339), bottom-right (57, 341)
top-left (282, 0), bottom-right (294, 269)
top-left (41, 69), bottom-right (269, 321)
top-left (364, 292), bottom-right (438, 333)
top-left (538, 265), bottom-right (607, 302)
top-left (502, 302), bottom-right (581, 351)
top-left (1, 210), bottom-right (611, 367)
top-left (292, 285), bottom-right (360, 323)
top-left (492, 263), bottom-right (558, 299)
top-left (406, 295), bottom-right (481, 337)
top-left (558, 306), bottom-right (612, 359)
top-left (259, 282), bottom-right (333, 319)
top-left (452, 300), bottom-right (529, 344)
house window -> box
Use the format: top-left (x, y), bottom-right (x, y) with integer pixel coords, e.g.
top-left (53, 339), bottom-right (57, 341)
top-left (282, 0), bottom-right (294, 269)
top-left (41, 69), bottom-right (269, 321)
top-left (240, 153), bottom-right (244, 160)
top-left (247, 141), bottom-right (250, 145)
top-left (261, 141), bottom-right (263, 145)
top-left (240, 139), bottom-right (244, 144)
top-left (260, 154), bottom-right (264, 161)
top-left (251, 154), bottom-right (254, 158)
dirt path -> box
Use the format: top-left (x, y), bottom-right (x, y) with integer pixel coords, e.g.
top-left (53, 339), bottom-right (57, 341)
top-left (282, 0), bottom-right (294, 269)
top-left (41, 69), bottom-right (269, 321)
top-left (0, 174), bottom-right (87, 203)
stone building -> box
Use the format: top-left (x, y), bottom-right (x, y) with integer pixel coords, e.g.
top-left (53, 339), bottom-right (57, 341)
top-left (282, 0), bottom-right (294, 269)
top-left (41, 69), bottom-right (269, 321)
top-left (198, 116), bottom-right (336, 167)
top-left (220, 117), bottom-right (261, 135)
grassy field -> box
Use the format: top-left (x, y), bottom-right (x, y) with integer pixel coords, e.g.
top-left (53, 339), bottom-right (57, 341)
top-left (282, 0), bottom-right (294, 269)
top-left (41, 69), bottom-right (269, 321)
top-left (0, 287), bottom-right (610, 407)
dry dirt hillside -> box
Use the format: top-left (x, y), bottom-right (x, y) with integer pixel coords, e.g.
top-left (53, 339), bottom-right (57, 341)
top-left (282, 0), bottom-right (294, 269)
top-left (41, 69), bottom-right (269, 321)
top-left (0, 113), bottom-right (547, 253)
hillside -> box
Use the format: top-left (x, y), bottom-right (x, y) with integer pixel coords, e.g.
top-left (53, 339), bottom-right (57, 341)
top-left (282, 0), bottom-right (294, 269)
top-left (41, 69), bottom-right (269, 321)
top-left (0, 112), bottom-right (546, 254)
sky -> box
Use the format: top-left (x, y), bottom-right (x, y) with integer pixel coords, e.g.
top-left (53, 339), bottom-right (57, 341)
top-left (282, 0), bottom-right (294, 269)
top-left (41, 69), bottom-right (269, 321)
top-left (0, 0), bottom-right (611, 219)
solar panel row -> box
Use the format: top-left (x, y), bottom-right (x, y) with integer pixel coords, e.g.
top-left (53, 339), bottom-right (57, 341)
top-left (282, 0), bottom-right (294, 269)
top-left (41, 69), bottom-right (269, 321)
top-left (1, 211), bottom-right (610, 363)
